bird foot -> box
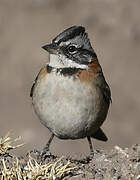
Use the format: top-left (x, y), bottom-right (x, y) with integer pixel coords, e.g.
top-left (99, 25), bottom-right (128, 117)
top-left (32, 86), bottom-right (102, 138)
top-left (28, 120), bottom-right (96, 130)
top-left (28, 148), bottom-right (56, 161)
top-left (40, 147), bottom-right (57, 161)
top-left (68, 156), bottom-right (91, 164)
top-left (68, 150), bottom-right (100, 164)
top-left (77, 153), bottom-right (94, 164)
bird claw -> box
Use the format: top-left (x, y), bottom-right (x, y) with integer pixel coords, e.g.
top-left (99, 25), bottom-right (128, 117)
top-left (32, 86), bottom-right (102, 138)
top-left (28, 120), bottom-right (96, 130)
top-left (78, 154), bottom-right (93, 164)
top-left (26, 149), bottom-right (39, 158)
top-left (27, 148), bottom-right (56, 161)
top-left (68, 150), bottom-right (100, 164)
top-left (88, 151), bottom-right (94, 160)
top-left (68, 156), bottom-right (90, 164)
top-left (87, 149), bottom-right (100, 161)
top-left (40, 149), bottom-right (56, 161)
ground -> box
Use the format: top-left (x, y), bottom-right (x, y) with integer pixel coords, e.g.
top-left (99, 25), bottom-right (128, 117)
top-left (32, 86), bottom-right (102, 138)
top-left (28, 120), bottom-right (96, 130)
top-left (0, 134), bottom-right (139, 180)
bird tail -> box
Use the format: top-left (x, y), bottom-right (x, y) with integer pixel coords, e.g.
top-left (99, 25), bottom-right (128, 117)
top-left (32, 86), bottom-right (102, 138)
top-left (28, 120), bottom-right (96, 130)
top-left (91, 128), bottom-right (108, 141)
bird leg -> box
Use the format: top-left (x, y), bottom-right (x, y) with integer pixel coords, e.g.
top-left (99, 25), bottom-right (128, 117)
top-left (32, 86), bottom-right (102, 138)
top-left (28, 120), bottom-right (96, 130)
top-left (87, 136), bottom-right (94, 160)
top-left (40, 133), bottom-right (56, 159)
top-left (68, 136), bottom-right (95, 164)
top-left (42, 133), bottom-right (54, 153)
top-left (28, 133), bottom-right (56, 161)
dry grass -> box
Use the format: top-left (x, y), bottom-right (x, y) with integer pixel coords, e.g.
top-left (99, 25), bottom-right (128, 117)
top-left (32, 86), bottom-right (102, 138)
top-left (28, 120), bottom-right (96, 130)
top-left (0, 132), bottom-right (77, 180)
top-left (0, 131), bottom-right (24, 156)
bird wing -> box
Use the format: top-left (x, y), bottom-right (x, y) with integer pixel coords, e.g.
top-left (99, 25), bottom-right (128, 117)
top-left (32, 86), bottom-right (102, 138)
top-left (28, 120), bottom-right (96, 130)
top-left (30, 66), bottom-right (48, 98)
top-left (97, 71), bottom-right (112, 106)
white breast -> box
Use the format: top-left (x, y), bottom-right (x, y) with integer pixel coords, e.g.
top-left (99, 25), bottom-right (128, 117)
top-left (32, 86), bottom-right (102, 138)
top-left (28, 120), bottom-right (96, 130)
top-left (32, 72), bottom-right (102, 139)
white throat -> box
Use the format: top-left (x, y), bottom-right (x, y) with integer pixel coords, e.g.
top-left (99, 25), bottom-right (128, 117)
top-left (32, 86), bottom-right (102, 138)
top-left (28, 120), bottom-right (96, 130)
top-left (49, 54), bottom-right (64, 68)
top-left (49, 54), bottom-right (88, 69)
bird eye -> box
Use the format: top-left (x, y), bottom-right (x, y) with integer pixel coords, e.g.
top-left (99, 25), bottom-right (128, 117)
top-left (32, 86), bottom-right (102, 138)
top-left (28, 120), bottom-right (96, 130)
top-left (68, 45), bottom-right (77, 53)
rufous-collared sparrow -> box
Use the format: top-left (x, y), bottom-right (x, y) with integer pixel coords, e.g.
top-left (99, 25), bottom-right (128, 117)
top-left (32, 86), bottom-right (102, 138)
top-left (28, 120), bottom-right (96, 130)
top-left (30, 26), bottom-right (111, 160)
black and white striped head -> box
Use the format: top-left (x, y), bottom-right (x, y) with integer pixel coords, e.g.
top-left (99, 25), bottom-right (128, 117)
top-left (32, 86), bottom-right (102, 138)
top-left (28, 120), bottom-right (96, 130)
top-left (42, 26), bottom-right (97, 69)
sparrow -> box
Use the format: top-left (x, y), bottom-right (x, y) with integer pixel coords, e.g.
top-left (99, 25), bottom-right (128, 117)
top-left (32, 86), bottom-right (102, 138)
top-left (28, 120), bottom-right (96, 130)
top-left (30, 26), bottom-right (111, 160)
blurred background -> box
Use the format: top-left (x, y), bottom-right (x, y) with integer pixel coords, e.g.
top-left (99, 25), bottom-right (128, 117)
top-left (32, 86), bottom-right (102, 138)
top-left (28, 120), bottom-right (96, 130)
top-left (0, 0), bottom-right (140, 156)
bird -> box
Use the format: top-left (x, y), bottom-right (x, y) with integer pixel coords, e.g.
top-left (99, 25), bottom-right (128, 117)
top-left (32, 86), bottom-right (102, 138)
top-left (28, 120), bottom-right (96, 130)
top-left (30, 26), bottom-right (111, 160)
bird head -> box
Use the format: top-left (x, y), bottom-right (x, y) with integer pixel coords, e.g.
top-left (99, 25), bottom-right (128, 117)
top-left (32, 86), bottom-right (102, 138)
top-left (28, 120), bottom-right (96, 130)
top-left (42, 26), bottom-right (97, 69)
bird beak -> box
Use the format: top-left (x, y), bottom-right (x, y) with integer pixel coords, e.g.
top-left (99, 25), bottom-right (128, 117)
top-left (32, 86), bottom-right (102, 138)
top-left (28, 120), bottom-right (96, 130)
top-left (42, 43), bottom-right (60, 54)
